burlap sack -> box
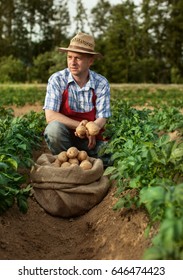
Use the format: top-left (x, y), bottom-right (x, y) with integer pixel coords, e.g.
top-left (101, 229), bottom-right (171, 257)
top-left (30, 153), bottom-right (110, 217)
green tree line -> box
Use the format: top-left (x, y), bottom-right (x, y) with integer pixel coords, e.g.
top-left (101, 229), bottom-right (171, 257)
top-left (0, 0), bottom-right (183, 83)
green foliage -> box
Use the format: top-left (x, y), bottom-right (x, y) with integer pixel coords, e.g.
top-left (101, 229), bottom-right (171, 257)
top-left (91, 0), bottom-right (111, 35)
top-left (142, 183), bottom-right (183, 260)
top-left (1, 0), bottom-right (183, 83)
top-left (30, 50), bottom-right (67, 83)
top-left (103, 98), bottom-right (183, 259)
top-left (74, 0), bottom-right (90, 33)
top-left (0, 84), bottom-right (183, 259)
top-left (111, 87), bottom-right (183, 108)
top-left (0, 85), bottom-right (45, 106)
top-left (0, 107), bottom-right (46, 214)
top-left (0, 56), bottom-right (26, 83)
top-left (0, 0), bottom-right (70, 62)
top-left (171, 67), bottom-right (183, 84)
top-left (150, 106), bottom-right (183, 132)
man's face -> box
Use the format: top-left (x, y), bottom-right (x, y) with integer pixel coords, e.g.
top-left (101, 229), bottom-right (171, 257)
top-left (67, 51), bottom-right (94, 77)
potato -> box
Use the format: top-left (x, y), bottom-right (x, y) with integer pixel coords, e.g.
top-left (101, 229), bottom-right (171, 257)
top-left (76, 125), bottom-right (86, 137)
top-left (66, 147), bottom-right (79, 159)
top-left (61, 162), bottom-right (71, 168)
top-left (85, 121), bottom-right (100, 136)
top-left (81, 119), bottom-right (88, 126)
top-left (70, 163), bottom-right (78, 167)
top-left (80, 160), bottom-right (92, 170)
top-left (52, 158), bottom-right (61, 167)
top-left (77, 150), bottom-right (88, 162)
top-left (57, 151), bottom-right (68, 162)
top-left (68, 158), bottom-right (79, 165)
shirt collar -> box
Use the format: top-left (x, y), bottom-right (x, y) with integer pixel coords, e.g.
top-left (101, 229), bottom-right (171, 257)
top-left (68, 71), bottom-right (75, 84)
top-left (67, 69), bottom-right (95, 90)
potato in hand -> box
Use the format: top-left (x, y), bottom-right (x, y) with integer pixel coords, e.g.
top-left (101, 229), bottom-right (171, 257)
top-left (85, 121), bottom-right (100, 136)
top-left (75, 124), bottom-right (87, 138)
top-left (75, 120), bottom-right (100, 138)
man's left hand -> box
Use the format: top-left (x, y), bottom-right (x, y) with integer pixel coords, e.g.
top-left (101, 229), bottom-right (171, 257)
top-left (87, 135), bottom-right (96, 149)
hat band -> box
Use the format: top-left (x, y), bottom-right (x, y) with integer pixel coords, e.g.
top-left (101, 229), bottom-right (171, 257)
top-left (69, 44), bottom-right (95, 53)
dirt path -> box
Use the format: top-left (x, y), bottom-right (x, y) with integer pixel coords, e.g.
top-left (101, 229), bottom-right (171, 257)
top-left (0, 105), bottom-right (153, 260)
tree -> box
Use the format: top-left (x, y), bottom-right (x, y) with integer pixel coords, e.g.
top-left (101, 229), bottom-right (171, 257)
top-left (73, 0), bottom-right (91, 33)
top-left (0, 0), bottom-right (15, 57)
top-left (136, 0), bottom-right (166, 82)
top-left (165, 0), bottom-right (183, 82)
top-left (0, 0), bottom-right (71, 64)
top-left (98, 0), bottom-right (140, 82)
top-left (91, 0), bottom-right (111, 36)
top-left (52, 0), bottom-right (70, 46)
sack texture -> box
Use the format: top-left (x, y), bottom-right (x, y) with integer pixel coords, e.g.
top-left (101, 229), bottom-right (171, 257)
top-left (30, 153), bottom-right (110, 217)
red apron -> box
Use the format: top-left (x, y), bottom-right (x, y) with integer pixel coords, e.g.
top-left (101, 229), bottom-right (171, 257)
top-left (59, 86), bottom-right (105, 140)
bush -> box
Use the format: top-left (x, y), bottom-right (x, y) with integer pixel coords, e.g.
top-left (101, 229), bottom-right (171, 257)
top-left (171, 67), bottom-right (183, 84)
top-left (0, 55), bottom-right (27, 83)
top-left (30, 49), bottom-right (67, 83)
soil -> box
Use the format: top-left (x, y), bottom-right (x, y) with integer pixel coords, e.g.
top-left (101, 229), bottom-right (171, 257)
top-left (0, 105), bottom-right (155, 260)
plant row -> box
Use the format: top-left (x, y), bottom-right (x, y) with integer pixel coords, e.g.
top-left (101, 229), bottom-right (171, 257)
top-left (0, 107), bottom-right (46, 214)
top-left (0, 85), bottom-right (45, 106)
top-left (112, 87), bottom-right (183, 108)
top-left (103, 100), bottom-right (183, 259)
top-left (1, 85), bottom-right (183, 109)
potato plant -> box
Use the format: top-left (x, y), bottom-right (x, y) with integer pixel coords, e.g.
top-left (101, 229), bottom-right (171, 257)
top-left (103, 100), bottom-right (183, 259)
top-left (0, 85), bottom-right (45, 106)
top-left (0, 107), bottom-right (46, 214)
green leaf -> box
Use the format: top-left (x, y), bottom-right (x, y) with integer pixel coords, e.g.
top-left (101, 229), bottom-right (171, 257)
top-left (0, 162), bottom-right (8, 171)
top-left (103, 166), bottom-right (117, 176)
top-left (171, 147), bottom-right (183, 160)
top-left (6, 157), bottom-right (18, 170)
top-left (140, 186), bottom-right (166, 204)
top-left (17, 195), bottom-right (29, 214)
top-left (143, 247), bottom-right (163, 260)
top-left (17, 143), bottom-right (27, 150)
top-left (129, 175), bottom-right (141, 188)
top-left (113, 197), bottom-right (125, 210)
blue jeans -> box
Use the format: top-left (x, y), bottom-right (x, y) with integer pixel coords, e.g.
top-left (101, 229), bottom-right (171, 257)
top-left (44, 121), bottom-right (107, 159)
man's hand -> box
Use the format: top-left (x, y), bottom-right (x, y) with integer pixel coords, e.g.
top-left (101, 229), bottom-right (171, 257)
top-left (74, 119), bottom-right (98, 149)
top-left (87, 135), bottom-right (96, 149)
top-left (74, 130), bottom-right (86, 139)
top-left (75, 125), bottom-right (96, 149)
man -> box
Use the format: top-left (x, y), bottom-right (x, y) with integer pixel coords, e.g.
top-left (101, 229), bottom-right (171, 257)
top-left (43, 32), bottom-right (111, 164)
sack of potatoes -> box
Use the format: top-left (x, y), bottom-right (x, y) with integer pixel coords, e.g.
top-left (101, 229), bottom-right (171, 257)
top-left (52, 147), bottom-right (93, 170)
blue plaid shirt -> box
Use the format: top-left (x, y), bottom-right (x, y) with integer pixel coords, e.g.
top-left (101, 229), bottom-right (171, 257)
top-left (43, 68), bottom-right (111, 119)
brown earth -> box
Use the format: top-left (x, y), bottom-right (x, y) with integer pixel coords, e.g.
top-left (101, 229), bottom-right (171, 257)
top-left (0, 105), bottom-right (155, 260)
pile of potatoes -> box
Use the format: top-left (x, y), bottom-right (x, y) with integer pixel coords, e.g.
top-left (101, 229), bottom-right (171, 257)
top-left (52, 147), bottom-right (93, 170)
top-left (75, 120), bottom-right (100, 138)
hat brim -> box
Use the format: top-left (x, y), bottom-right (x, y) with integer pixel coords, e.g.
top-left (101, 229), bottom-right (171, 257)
top-left (58, 47), bottom-right (103, 58)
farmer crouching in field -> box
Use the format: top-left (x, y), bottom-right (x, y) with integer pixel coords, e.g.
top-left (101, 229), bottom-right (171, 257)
top-left (43, 32), bottom-right (112, 167)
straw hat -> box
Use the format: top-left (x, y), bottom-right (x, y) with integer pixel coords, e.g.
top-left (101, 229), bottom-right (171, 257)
top-left (59, 32), bottom-right (102, 58)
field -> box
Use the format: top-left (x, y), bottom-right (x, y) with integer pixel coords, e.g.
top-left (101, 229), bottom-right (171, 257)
top-left (0, 84), bottom-right (183, 260)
